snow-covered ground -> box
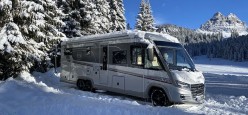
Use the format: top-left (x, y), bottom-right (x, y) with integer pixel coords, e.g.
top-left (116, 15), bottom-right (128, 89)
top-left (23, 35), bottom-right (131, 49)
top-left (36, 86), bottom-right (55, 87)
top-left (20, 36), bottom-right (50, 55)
top-left (0, 56), bottom-right (248, 115)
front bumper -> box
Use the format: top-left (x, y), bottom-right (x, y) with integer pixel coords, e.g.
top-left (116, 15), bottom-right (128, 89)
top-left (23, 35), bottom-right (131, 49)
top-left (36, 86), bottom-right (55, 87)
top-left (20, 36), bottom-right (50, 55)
top-left (166, 84), bottom-right (205, 104)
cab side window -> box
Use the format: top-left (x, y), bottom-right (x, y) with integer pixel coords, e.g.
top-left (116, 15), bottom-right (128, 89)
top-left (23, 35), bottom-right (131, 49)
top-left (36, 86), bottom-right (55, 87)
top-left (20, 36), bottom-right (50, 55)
top-left (131, 46), bottom-right (144, 66)
top-left (145, 50), bottom-right (162, 70)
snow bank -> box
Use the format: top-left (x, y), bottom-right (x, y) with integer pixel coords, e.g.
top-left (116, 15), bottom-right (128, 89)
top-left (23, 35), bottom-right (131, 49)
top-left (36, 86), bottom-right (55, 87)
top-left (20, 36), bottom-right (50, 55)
top-left (0, 69), bottom-right (188, 115)
top-left (187, 95), bottom-right (248, 114)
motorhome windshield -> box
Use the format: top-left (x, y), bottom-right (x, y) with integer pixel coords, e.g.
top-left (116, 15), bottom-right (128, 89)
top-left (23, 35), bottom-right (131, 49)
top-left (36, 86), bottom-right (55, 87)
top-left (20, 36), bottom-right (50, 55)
top-left (154, 41), bottom-right (195, 71)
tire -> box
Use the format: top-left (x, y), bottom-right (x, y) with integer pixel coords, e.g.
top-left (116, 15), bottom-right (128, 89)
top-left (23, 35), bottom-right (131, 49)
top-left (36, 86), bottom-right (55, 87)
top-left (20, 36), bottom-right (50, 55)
top-left (77, 79), bottom-right (94, 92)
top-left (150, 89), bottom-right (170, 106)
top-left (85, 80), bottom-right (95, 92)
top-left (77, 79), bottom-right (87, 91)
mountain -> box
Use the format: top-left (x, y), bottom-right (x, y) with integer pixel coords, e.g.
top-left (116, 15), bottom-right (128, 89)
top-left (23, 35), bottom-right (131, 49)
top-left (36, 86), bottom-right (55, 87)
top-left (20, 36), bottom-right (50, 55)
top-left (197, 12), bottom-right (248, 38)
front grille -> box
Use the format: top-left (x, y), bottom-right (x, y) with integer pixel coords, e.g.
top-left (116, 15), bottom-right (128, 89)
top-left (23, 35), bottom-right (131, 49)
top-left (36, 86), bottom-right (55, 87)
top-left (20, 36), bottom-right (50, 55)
top-left (191, 84), bottom-right (204, 98)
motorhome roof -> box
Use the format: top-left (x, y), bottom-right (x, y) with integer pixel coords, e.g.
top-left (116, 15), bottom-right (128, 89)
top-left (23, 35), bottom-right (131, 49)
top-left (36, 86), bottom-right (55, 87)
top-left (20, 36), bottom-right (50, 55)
top-left (62, 30), bottom-right (179, 45)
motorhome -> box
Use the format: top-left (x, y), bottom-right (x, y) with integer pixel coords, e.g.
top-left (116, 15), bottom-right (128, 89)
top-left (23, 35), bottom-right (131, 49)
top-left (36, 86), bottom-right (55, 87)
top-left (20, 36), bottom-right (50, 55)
top-left (60, 30), bottom-right (205, 106)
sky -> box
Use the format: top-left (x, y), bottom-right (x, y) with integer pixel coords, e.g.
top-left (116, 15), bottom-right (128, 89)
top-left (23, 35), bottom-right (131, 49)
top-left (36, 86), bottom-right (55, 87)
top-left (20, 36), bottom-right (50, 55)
top-left (124, 0), bottom-right (248, 29)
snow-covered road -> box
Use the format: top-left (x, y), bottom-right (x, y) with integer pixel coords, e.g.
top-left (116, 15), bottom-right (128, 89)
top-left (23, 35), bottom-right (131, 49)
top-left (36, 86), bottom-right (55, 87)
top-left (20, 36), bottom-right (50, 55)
top-left (0, 56), bottom-right (247, 115)
top-left (194, 56), bottom-right (248, 97)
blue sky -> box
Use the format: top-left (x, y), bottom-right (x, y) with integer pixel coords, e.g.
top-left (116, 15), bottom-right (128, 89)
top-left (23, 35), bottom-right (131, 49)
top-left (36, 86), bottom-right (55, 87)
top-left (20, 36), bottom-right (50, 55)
top-left (124, 0), bottom-right (248, 29)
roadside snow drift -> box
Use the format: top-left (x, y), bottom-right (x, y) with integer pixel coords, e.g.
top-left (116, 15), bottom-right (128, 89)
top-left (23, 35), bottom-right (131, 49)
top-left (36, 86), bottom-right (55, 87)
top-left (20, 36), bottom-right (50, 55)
top-left (0, 70), bottom-right (188, 115)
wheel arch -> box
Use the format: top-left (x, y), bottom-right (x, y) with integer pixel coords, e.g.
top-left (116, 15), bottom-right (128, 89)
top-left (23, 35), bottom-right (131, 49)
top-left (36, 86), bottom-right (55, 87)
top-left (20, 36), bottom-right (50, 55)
top-left (146, 84), bottom-right (172, 101)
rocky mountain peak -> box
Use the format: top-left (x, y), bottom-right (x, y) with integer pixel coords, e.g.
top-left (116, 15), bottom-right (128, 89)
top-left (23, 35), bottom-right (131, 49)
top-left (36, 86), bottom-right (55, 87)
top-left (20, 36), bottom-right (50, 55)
top-left (199, 12), bottom-right (247, 37)
top-left (227, 13), bottom-right (243, 24)
top-left (211, 12), bottom-right (225, 21)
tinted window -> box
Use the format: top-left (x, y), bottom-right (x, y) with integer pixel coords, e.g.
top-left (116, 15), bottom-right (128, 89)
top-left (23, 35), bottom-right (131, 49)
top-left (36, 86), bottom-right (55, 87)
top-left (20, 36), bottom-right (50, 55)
top-left (113, 51), bottom-right (127, 64)
top-left (72, 47), bottom-right (91, 61)
top-left (131, 47), bottom-right (143, 65)
top-left (145, 49), bottom-right (162, 70)
top-left (64, 48), bottom-right (72, 55)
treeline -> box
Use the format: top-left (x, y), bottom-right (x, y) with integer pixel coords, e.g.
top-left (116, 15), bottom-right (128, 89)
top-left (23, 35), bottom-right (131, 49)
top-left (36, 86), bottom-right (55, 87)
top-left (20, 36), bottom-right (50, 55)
top-left (157, 24), bottom-right (248, 62)
top-left (156, 24), bottom-right (222, 44)
top-left (185, 35), bottom-right (248, 62)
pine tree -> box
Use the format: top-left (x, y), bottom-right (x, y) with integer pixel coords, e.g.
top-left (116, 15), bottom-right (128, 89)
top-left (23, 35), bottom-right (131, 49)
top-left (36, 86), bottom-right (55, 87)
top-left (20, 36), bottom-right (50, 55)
top-left (108, 0), bottom-right (126, 31)
top-left (92, 0), bottom-right (112, 34)
top-left (60, 0), bottom-right (116, 36)
top-left (59, 0), bottom-right (90, 37)
top-left (0, 0), bottom-right (13, 28)
top-left (135, 0), bottom-right (156, 32)
top-left (126, 23), bottom-right (131, 30)
top-left (0, 23), bottom-right (30, 79)
top-left (0, 0), bottom-right (66, 80)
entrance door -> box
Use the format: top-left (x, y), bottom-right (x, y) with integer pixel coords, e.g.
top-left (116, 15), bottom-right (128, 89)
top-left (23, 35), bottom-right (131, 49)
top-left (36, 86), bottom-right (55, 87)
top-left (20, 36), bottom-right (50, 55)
top-left (99, 46), bottom-right (108, 85)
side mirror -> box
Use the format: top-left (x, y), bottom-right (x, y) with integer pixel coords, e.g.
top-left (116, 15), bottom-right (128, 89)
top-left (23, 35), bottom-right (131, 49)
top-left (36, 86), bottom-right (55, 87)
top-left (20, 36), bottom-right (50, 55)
top-left (147, 47), bottom-right (154, 61)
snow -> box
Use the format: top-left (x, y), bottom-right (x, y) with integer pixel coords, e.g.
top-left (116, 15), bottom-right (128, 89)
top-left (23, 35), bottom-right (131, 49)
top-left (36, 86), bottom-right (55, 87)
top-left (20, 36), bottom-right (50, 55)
top-left (63, 30), bottom-right (179, 46)
top-left (131, 30), bottom-right (179, 43)
top-left (0, 56), bottom-right (248, 114)
top-left (193, 55), bottom-right (248, 77)
top-left (0, 22), bottom-right (26, 52)
top-left (0, 0), bottom-right (12, 10)
top-left (0, 69), bottom-right (188, 115)
top-left (196, 29), bottom-right (232, 38)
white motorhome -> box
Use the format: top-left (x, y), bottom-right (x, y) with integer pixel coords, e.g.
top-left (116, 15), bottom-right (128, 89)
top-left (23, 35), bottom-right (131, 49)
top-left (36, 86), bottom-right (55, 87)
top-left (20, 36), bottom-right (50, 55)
top-left (60, 31), bottom-right (205, 106)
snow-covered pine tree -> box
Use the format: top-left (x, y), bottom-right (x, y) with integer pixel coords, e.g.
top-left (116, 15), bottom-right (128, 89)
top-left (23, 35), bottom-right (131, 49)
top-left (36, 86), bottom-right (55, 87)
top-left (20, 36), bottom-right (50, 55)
top-left (0, 22), bottom-right (31, 80)
top-left (145, 1), bottom-right (156, 31)
top-left (0, 0), bottom-right (65, 80)
top-left (59, 0), bottom-right (88, 37)
top-left (0, 1), bottom-right (26, 79)
top-left (0, 0), bottom-right (12, 28)
top-left (86, 0), bottom-right (112, 34)
top-left (16, 0), bottom-right (65, 70)
top-left (108, 0), bottom-right (126, 31)
top-left (60, 0), bottom-right (115, 36)
top-left (135, 0), bottom-right (156, 32)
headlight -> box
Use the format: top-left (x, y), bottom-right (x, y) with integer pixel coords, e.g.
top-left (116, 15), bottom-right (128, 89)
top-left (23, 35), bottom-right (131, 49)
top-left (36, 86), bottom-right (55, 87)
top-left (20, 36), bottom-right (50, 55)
top-left (176, 81), bottom-right (190, 89)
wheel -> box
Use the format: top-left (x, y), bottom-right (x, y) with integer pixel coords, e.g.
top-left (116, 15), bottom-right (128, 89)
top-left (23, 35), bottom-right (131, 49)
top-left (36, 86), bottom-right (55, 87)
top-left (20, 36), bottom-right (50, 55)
top-left (77, 79), bottom-right (95, 92)
top-left (84, 80), bottom-right (95, 92)
top-left (77, 79), bottom-right (87, 91)
top-left (150, 89), bottom-right (170, 106)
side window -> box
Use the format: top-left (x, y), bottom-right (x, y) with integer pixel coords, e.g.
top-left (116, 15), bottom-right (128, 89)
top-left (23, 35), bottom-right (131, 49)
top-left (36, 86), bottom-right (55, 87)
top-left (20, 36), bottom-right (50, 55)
top-left (131, 47), bottom-right (144, 66)
top-left (113, 50), bottom-right (127, 64)
top-left (72, 47), bottom-right (92, 61)
top-left (145, 50), bottom-right (162, 70)
top-left (64, 48), bottom-right (72, 55)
